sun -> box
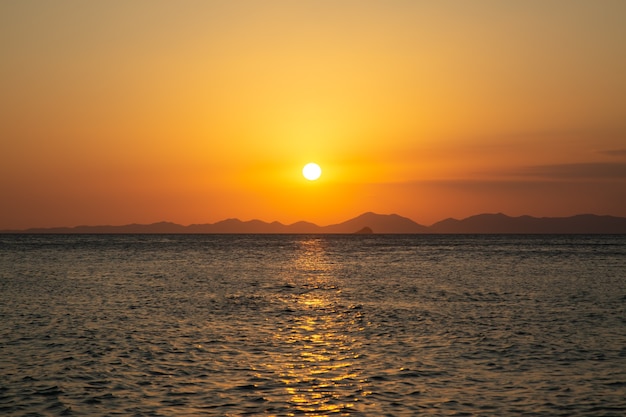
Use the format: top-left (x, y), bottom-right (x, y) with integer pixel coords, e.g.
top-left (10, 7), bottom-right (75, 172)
top-left (302, 163), bottom-right (322, 181)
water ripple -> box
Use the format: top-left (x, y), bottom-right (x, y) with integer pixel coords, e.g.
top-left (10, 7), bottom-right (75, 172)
top-left (1, 234), bottom-right (625, 415)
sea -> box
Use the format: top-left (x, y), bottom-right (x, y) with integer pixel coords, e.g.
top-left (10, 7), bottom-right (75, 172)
top-left (1, 234), bottom-right (625, 416)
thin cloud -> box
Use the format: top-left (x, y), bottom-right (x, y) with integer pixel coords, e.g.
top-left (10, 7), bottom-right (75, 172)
top-left (599, 149), bottom-right (626, 158)
top-left (458, 128), bottom-right (626, 144)
top-left (515, 162), bottom-right (626, 179)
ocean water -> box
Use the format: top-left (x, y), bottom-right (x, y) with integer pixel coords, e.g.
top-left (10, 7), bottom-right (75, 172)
top-left (1, 234), bottom-right (625, 416)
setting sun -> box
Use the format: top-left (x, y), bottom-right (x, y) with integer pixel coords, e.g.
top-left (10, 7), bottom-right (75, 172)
top-left (302, 163), bottom-right (322, 181)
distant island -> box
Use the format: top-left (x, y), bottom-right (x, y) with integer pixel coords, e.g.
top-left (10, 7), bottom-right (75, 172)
top-left (3, 212), bottom-right (626, 234)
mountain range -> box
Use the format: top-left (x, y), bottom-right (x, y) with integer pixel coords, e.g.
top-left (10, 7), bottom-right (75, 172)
top-left (4, 212), bottom-right (626, 234)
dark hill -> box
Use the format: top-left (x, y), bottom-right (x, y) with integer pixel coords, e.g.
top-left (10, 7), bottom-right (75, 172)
top-left (324, 212), bottom-right (429, 234)
top-left (3, 213), bottom-right (626, 234)
top-left (430, 213), bottom-right (626, 234)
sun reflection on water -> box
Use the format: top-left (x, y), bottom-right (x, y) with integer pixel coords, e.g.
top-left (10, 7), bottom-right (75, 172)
top-left (269, 237), bottom-right (368, 415)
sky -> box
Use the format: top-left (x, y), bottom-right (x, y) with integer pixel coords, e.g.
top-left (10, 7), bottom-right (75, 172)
top-left (1, 0), bottom-right (626, 229)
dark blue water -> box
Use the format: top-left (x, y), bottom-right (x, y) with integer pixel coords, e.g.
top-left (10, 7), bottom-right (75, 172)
top-left (1, 234), bottom-right (625, 416)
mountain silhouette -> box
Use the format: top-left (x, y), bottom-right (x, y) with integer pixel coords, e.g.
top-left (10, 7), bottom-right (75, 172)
top-left (323, 212), bottom-right (429, 234)
top-left (430, 213), bottom-right (626, 234)
top-left (3, 212), bottom-right (626, 234)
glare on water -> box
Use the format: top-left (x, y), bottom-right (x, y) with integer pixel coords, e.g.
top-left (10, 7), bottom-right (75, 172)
top-left (266, 238), bottom-right (368, 415)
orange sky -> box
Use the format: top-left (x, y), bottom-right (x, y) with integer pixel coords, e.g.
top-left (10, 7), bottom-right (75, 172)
top-left (1, 1), bottom-right (626, 229)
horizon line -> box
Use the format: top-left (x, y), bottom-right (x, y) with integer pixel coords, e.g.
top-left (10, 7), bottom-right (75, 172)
top-left (3, 211), bottom-right (626, 233)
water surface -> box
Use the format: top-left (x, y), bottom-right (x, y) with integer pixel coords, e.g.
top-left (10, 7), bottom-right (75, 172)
top-left (1, 234), bottom-right (625, 416)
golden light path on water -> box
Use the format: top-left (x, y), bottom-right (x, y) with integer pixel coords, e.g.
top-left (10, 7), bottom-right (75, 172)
top-left (264, 238), bottom-right (370, 415)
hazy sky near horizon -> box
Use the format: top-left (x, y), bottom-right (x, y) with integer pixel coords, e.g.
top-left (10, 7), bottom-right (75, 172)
top-left (2, 0), bottom-right (626, 229)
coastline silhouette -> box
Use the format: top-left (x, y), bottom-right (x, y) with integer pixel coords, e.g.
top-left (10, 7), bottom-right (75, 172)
top-left (4, 212), bottom-right (626, 234)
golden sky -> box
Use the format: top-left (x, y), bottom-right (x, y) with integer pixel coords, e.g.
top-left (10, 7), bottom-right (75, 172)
top-left (2, 0), bottom-right (626, 229)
